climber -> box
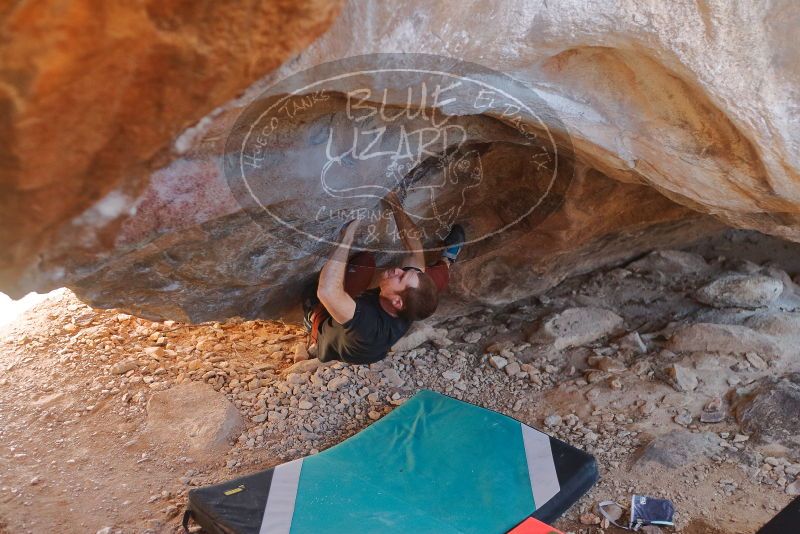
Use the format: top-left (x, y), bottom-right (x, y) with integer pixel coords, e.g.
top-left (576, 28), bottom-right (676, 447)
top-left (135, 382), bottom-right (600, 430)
top-left (303, 191), bottom-right (465, 365)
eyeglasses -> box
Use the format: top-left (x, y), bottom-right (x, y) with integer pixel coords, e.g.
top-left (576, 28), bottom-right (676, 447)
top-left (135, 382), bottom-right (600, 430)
top-left (401, 266), bottom-right (423, 274)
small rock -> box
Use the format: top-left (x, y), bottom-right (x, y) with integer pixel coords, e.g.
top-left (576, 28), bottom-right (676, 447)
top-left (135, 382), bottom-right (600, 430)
top-left (391, 324), bottom-right (441, 352)
top-left (96, 528), bottom-right (113, 534)
top-left (284, 358), bottom-right (321, 375)
top-left (29, 476), bottom-right (42, 485)
top-left (588, 355), bottom-right (626, 373)
top-left (640, 526), bottom-right (663, 534)
top-left (163, 504), bottom-right (179, 518)
top-left (489, 355), bottom-right (508, 370)
top-left (293, 344), bottom-right (309, 363)
top-left (111, 360), bottom-right (137, 375)
top-left (733, 433), bottom-right (750, 443)
top-left (705, 396), bottom-right (723, 412)
top-left (267, 411), bottom-right (286, 422)
top-left (665, 364), bottom-right (698, 392)
top-left (144, 346), bottom-right (166, 359)
top-left (504, 361), bottom-right (521, 376)
top-left (584, 371), bottom-right (603, 386)
top-left (579, 513), bottom-right (601, 525)
top-left (442, 370), bottom-right (461, 381)
top-left (619, 331), bottom-right (648, 354)
top-left (382, 368), bottom-right (404, 388)
top-left (463, 331), bottom-right (482, 344)
top-left (286, 373), bottom-right (305, 385)
top-left (745, 352), bottom-right (768, 370)
top-left (544, 415), bottom-right (562, 428)
top-left (787, 479), bottom-right (800, 495)
top-left (298, 400), bottom-right (313, 410)
top-left (327, 375), bottom-right (349, 391)
top-left (368, 410), bottom-right (381, 421)
top-left (674, 412), bottom-right (693, 426)
top-left (600, 502), bottom-right (624, 522)
top-left (700, 411), bottom-right (725, 424)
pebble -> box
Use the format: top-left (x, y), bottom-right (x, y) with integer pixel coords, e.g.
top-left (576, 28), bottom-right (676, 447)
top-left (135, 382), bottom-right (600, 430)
top-left (463, 332), bottom-right (482, 344)
top-left (293, 344), bottom-right (309, 363)
top-left (700, 411), bottom-right (725, 424)
top-left (327, 376), bottom-right (349, 391)
top-left (286, 373), bottom-right (305, 385)
top-left (298, 400), bottom-right (313, 410)
top-left (442, 370), bottom-right (461, 381)
top-left (504, 361), bottom-right (521, 376)
top-left (489, 356), bottom-right (508, 370)
top-left (674, 412), bottom-right (693, 426)
top-left (745, 352), bottom-right (768, 371)
top-left (665, 364), bottom-right (698, 392)
top-left (111, 360), bottom-right (137, 375)
top-left (579, 512), bottom-right (601, 525)
top-left (382, 368), bottom-right (404, 388)
top-left (544, 415), bottom-right (562, 428)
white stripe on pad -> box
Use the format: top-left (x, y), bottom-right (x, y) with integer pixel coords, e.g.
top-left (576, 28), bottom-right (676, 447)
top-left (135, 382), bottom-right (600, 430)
top-left (521, 424), bottom-right (561, 509)
top-left (259, 458), bottom-right (303, 534)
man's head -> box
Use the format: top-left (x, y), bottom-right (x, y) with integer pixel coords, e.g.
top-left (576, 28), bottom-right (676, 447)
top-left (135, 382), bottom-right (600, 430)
top-left (378, 266), bottom-right (438, 321)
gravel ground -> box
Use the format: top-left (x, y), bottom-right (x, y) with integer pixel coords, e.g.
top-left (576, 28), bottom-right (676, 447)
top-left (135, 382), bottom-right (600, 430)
top-left (1, 230), bottom-right (798, 533)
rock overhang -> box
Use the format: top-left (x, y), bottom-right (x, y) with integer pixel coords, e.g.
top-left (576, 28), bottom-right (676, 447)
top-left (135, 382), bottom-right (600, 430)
top-left (2, 0), bottom-right (798, 322)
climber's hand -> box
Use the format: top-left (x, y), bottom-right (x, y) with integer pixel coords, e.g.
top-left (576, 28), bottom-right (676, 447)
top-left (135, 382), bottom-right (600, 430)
top-left (383, 190), bottom-right (404, 212)
top-left (338, 219), bottom-right (360, 243)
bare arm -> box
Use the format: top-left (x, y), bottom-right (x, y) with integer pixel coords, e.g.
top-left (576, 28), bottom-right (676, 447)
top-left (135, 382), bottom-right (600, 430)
top-left (385, 191), bottom-right (426, 271)
top-left (317, 221), bottom-right (359, 324)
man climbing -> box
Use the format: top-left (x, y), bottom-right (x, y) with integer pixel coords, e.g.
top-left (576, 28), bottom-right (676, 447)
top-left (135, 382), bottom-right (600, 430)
top-left (303, 191), bottom-right (465, 365)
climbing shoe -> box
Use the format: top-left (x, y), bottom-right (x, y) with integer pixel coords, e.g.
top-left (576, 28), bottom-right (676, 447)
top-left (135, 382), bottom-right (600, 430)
top-left (442, 224), bottom-right (466, 263)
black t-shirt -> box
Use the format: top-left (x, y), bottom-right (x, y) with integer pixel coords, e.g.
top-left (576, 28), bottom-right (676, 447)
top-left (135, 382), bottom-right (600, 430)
top-left (317, 289), bottom-right (410, 365)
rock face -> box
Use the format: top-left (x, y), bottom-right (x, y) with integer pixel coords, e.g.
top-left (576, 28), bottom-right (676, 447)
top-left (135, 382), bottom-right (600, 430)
top-left (3, 1), bottom-right (799, 322)
top-left (0, 0), bottom-right (343, 299)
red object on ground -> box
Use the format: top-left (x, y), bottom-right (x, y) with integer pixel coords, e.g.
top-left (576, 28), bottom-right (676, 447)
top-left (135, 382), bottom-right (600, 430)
top-left (507, 517), bottom-right (565, 534)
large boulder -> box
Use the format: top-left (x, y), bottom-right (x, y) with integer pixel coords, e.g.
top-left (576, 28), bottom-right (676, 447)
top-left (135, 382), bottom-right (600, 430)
top-left (144, 382), bottom-right (245, 457)
top-left (666, 323), bottom-right (783, 360)
top-left (695, 274), bottom-right (784, 309)
top-left (531, 307), bottom-right (624, 350)
top-left (635, 431), bottom-right (722, 470)
top-left (735, 374), bottom-right (800, 455)
top-left (2, 1), bottom-right (799, 322)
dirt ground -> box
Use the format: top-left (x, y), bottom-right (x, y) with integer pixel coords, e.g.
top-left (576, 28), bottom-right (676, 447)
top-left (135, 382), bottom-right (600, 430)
top-left (0, 229), bottom-right (797, 533)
